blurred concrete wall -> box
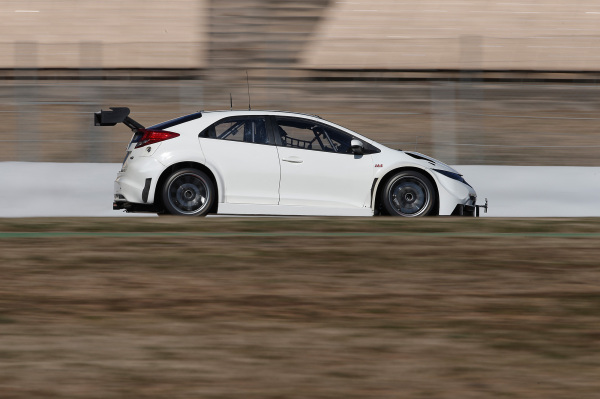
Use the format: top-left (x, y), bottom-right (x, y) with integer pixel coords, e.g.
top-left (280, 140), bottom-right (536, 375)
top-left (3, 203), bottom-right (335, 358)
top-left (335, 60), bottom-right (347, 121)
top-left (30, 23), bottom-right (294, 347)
top-left (0, 0), bottom-right (205, 68)
top-left (5, 0), bottom-right (600, 71)
top-left (303, 1), bottom-right (600, 70)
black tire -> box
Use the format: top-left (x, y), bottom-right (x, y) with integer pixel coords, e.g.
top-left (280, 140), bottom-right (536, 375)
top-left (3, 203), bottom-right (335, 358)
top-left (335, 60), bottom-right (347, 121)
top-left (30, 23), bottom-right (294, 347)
top-left (161, 168), bottom-right (215, 216)
top-left (383, 171), bottom-right (435, 217)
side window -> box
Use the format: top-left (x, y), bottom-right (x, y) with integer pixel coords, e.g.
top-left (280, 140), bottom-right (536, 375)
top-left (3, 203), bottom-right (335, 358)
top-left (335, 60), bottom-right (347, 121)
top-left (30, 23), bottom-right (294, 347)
top-left (202, 117), bottom-right (269, 145)
top-left (275, 117), bottom-right (366, 154)
top-left (275, 118), bottom-right (334, 152)
top-left (327, 129), bottom-right (380, 154)
top-left (323, 127), bottom-right (353, 154)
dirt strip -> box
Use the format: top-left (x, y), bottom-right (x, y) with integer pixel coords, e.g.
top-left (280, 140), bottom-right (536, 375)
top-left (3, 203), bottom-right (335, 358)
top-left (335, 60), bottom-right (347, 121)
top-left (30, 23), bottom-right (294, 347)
top-left (1, 217), bottom-right (599, 398)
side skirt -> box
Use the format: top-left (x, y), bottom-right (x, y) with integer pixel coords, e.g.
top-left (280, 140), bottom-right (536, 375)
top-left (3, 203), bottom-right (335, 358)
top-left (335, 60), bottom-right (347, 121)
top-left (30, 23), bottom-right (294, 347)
top-left (217, 203), bottom-right (374, 217)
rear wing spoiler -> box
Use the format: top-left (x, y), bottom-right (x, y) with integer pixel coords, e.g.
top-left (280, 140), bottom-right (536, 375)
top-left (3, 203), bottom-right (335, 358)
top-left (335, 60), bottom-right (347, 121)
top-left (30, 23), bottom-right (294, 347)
top-left (94, 107), bottom-right (145, 131)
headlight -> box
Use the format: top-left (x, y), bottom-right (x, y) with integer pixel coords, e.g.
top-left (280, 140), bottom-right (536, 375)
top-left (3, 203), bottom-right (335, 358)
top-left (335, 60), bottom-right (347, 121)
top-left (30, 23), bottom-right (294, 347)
top-left (433, 169), bottom-right (471, 187)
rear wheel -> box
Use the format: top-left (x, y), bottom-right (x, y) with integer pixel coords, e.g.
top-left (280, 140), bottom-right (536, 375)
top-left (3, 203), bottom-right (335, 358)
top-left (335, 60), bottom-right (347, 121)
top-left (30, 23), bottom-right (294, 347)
top-left (161, 168), bottom-right (214, 216)
top-left (383, 171), bottom-right (435, 217)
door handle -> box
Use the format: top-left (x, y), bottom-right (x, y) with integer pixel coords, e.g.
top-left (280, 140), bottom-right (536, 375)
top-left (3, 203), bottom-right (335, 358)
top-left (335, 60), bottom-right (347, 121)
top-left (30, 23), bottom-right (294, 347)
top-left (282, 157), bottom-right (303, 163)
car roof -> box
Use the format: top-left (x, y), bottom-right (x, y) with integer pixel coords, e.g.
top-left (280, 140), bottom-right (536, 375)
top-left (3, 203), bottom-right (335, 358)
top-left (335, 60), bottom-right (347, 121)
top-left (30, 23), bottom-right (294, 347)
top-left (200, 110), bottom-right (322, 119)
top-left (149, 110), bottom-right (322, 131)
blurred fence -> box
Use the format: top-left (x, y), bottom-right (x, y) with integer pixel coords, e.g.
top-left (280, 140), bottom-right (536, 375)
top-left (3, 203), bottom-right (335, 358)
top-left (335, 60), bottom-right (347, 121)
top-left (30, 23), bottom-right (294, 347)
top-left (2, 69), bottom-right (599, 166)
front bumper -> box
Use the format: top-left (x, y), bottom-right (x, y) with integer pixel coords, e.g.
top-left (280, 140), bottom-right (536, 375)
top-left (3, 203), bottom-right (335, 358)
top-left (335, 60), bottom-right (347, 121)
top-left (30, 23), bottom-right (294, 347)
top-left (452, 198), bottom-right (489, 217)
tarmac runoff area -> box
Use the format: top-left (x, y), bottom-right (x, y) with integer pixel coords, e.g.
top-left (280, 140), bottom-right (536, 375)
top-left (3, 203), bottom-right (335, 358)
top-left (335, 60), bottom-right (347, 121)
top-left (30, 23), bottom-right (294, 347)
top-left (0, 162), bottom-right (599, 217)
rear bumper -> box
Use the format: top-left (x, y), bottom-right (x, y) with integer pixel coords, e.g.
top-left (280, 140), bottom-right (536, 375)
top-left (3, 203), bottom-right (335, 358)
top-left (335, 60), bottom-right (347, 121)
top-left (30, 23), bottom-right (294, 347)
top-left (114, 157), bottom-right (164, 206)
top-left (113, 201), bottom-right (159, 213)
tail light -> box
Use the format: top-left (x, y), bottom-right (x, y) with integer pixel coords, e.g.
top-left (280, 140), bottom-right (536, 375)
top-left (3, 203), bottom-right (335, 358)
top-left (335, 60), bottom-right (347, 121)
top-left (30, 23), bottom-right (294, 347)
top-left (135, 129), bottom-right (180, 148)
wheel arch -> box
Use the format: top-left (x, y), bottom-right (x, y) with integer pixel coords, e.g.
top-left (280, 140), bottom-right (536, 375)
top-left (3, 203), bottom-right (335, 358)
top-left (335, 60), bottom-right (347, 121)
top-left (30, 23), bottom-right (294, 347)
top-left (154, 162), bottom-right (220, 214)
top-left (373, 166), bottom-right (439, 216)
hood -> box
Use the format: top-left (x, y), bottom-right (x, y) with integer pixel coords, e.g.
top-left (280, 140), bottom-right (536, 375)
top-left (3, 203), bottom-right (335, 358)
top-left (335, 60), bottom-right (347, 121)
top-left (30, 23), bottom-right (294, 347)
top-left (402, 151), bottom-right (460, 174)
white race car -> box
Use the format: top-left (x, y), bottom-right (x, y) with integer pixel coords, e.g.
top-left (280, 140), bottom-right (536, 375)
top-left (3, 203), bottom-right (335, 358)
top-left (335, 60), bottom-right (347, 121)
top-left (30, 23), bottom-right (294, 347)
top-left (95, 107), bottom-right (487, 217)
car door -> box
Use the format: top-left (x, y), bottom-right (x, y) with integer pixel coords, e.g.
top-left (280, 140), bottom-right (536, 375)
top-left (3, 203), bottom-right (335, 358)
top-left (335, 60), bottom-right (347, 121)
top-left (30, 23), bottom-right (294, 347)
top-left (199, 115), bottom-right (280, 204)
top-left (274, 116), bottom-right (375, 209)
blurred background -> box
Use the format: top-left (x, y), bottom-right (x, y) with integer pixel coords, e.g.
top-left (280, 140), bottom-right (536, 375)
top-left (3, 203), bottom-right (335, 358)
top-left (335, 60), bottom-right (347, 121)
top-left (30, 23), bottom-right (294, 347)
top-left (1, 0), bottom-right (600, 165)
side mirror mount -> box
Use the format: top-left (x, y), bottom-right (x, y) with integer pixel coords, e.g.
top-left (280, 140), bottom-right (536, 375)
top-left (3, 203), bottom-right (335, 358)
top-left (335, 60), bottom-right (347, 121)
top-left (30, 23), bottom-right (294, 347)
top-left (351, 139), bottom-right (364, 155)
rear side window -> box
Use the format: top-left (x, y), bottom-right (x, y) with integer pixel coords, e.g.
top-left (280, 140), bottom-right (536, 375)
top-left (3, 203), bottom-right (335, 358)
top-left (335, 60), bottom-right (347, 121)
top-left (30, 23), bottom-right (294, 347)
top-left (200, 116), bottom-right (269, 145)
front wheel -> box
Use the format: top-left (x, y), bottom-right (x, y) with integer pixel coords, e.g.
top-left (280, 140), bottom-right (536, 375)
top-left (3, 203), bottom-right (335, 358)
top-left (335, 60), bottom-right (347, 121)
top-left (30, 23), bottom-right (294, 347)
top-left (161, 168), bottom-right (215, 216)
top-left (383, 171), bottom-right (435, 217)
